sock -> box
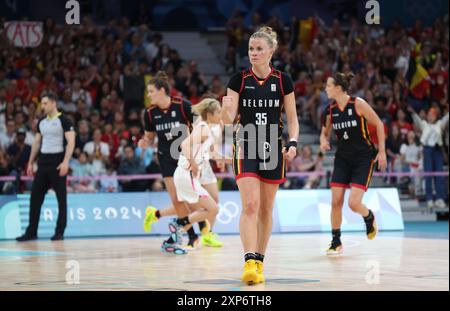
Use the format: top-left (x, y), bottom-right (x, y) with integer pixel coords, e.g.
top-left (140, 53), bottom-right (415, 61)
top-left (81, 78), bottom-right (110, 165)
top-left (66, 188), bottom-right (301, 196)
top-left (187, 227), bottom-right (198, 240)
top-left (155, 210), bottom-right (161, 219)
top-left (166, 236), bottom-right (175, 244)
top-left (332, 229), bottom-right (341, 242)
top-left (176, 216), bottom-right (190, 227)
top-left (244, 252), bottom-right (257, 262)
top-left (255, 253), bottom-right (265, 263)
top-left (198, 221), bottom-right (208, 232)
top-left (363, 210), bottom-right (374, 223)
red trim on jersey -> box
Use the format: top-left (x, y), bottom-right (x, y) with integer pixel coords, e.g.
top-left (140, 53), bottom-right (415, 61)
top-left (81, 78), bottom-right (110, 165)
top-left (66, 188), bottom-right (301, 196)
top-left (279, 70), bottom-right (285, 97)
top-left (329, 102), bottom-right (336, 126)
top-left (330, 182), bottom-right (350, 189)
top-left (239, 70), bottom-right (246, 94)
top-left (179, 98), bottom-right (190, 126)
top-left (235, 173), bottom-right (286, 185)
top-left (249, 66), bottom-right (274, 87)
top-left (351, 183), bottom-right (368, 192)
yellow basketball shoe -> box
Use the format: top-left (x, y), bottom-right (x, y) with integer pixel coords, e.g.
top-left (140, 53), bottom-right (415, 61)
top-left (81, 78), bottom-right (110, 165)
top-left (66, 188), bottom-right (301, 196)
top-left (201, 232), bottom-right (223, 248)
top-left (326, 240), bottom-right (343, 256)
top-left (143, 206), bottom-right (158, 233)
top-left (365, 210), bottom-right (378, 240)
top-left (241, 259), bottom-right (258, 285)
top-left (255, 260), bottom-right (265, 283)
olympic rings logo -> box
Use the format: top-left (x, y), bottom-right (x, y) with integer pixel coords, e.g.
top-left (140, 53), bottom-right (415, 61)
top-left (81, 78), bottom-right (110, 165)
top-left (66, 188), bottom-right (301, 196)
top-left (217, 201), bottom-right (240, 224)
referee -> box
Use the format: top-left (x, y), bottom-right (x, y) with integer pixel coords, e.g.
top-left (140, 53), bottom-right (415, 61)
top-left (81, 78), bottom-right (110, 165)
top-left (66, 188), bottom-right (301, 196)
top-left (16, 93), bottom-right (76, 242)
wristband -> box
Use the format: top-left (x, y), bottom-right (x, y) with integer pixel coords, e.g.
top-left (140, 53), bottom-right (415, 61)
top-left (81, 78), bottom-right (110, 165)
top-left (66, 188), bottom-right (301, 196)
top-left (285, 140), bottom-right (297, 151)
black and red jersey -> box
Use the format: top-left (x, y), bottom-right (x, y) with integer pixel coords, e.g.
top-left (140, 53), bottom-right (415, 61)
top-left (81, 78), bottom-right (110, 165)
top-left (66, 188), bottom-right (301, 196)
top-left (227, 67), bottom-right (293, 143)
top-left (144, 96), bottom-right (193, 157)
top-left (326, 96), bottom-right (375, 157)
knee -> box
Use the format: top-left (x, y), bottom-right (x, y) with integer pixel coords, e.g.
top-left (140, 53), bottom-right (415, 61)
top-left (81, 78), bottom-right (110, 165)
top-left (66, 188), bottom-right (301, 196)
top-left (332, 197), bottom-right (344, 209)
top-left (258, 204), bottom-right (274, 218)
top-left (242, 199), bottom-right (259, 217)
top-left (210, 203), bottom-right (219, 216)
top-left (348, 197), bottom-right (360, 212)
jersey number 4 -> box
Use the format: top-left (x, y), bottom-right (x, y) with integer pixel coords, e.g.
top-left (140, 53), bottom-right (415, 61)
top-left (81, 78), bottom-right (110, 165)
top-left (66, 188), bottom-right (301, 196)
top-left (255, 113), bottom-right (267, 125)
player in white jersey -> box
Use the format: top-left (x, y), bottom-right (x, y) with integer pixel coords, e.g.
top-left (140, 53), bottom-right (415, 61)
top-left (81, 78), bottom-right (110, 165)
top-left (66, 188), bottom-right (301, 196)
top-left (166, 98), bottom-right (229, 248)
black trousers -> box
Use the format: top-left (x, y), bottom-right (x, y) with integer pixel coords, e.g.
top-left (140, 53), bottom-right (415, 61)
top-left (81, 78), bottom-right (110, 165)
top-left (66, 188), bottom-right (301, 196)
top-left (26, 154), bottom-right (67, 236)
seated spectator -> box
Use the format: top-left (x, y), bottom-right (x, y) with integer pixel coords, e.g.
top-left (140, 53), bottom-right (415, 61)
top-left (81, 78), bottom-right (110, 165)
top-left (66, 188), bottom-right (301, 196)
top-left (0, 149), bottom-right (14, 194)
top-left (0, 119), bottom-right (16, 150)
top-left (70, 151), bottom-right (97, 193)
top-left (7, 128), bottom-right (31, 173)
top-left (83, 128), bottom-right (110, 175)
top-left (75, 119), bottom-right (91, 157)
top-left (100, 163), bottom-right (119, 193)
top-left (287, 145), bottom-right (324, 189)
top-left (117, 145), bottom-right (147, 192)
top-left (101, 123), bottom-right (119, 161)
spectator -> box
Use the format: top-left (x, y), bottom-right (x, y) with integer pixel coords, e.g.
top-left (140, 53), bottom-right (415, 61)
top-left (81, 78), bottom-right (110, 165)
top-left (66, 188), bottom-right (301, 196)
top-left (0, 149), bottom-right (14, 194)
top-left (100, 163), bottom-right (119, 193)
top-left (70, 151), bottom-right (97, 193)
top-left (117, 145), bottom-right (147, 192)
top-left (58, 88), bottom-right (77, 113)
top-left (101, 123), bottom-right (119, 160)
top-left (7, 128), bottom-right (31, 173)
top-left (287, 145), bottom-right (324, 189)
top-left (386, 124), bottom-right (404, 184)
top-left (72, 78), bottom-right (93, 108)
top-left (0, 119), bottom-right (17, 149)
top-left (75, 119), bottom-right (92, 157)
top-left (409, 106), bottom-right (449, 210)
top-left (400, 131), bottom-right (423, 197)
top-left (83, 128), bottom-right (110, 175)
top-left (393, 109), bottom-right (414, 141)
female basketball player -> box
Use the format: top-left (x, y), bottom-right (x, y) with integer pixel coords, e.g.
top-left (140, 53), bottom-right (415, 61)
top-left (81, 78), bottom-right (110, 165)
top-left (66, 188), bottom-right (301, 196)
top-left (139, 71), bottom-right (198, 254)
top-left (222, 26), bottom-right (299, 285)
top-left (143, 107), bottom-right (226, 249)
top-left (320, 72), bottom-right (387, 256)
top-left (168, 98), bottom-right (229, 246)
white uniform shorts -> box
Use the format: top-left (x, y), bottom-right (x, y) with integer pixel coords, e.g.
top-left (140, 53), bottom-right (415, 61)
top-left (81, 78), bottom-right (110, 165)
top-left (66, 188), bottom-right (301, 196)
top-left (199, 162), bottom-right (217, 185)
top-left (173, 166), bottom-right (209, 204)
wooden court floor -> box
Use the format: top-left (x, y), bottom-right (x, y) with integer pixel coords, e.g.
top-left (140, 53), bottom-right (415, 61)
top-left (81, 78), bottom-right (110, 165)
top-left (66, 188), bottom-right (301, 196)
top-left (0, 233), bottom-right (448, 291)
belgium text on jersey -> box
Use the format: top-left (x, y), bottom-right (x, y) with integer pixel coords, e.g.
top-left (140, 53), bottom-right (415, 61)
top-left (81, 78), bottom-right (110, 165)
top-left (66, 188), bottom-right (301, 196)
top-left (242, 98), bottom-right (281, 108)
top-left (332, 120), bottom-right (358, 130)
